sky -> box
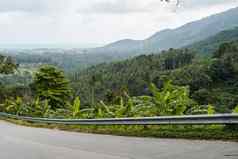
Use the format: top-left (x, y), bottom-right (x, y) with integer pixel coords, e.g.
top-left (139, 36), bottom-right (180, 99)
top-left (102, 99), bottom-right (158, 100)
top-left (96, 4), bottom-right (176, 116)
top-left (0, 0), bottom-right (238, 48)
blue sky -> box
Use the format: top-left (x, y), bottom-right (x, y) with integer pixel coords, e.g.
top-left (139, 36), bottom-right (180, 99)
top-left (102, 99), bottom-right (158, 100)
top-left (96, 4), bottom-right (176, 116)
top-left (0, 0), bottom-right (238, 48)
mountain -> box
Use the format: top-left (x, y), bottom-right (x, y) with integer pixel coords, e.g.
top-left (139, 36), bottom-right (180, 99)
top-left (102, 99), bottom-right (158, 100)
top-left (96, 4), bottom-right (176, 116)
top-left (5, 7), bottom-right (238, 73)
top-left (186, 27), bottom-right (238, 55)
top-left (89, 7), bottom-right (238, 56)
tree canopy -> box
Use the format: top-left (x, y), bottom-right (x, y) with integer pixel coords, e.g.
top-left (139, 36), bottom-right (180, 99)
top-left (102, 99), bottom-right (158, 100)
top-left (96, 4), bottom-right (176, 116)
top-left (32, 65), bottom-right (72, 109)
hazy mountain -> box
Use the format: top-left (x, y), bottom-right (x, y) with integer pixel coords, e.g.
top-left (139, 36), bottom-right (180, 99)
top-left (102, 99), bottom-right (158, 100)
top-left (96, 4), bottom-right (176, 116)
top-left (89, 7), bottom-right (238, 56)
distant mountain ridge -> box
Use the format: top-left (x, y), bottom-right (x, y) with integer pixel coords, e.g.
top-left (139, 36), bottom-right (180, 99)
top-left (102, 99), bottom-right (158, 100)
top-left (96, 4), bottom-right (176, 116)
top-left (89, 7), bottom-right (238, 56)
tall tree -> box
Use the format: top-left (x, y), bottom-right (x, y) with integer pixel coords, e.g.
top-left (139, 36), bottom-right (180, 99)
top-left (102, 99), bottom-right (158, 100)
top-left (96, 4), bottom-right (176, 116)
top-left (32, 65), bottom-right (72, 109)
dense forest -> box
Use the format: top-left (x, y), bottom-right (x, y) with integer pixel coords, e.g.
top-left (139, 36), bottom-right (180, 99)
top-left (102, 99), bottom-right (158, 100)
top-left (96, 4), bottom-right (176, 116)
top-left (70, 42), bottom-right (238, 113)
top-left (70, 49), bottom-right (195, 105)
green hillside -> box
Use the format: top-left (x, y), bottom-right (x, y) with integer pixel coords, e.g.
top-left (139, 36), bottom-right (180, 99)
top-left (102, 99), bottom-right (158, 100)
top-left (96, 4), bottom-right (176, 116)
top-left (71, 42), bottom-right (238, 113)
top-left (70, 48), bottom-right (195, 102)
top-left (187, 27), bottom-right (238, 55)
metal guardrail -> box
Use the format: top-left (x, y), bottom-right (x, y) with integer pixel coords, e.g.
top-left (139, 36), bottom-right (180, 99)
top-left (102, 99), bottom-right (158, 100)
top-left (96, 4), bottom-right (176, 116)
top-left (0, 112), bottom-right (238, 125)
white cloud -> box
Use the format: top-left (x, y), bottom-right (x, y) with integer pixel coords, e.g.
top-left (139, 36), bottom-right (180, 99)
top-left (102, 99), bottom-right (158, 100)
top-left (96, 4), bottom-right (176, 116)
top-left (0, 0), bottom-right (238, 47)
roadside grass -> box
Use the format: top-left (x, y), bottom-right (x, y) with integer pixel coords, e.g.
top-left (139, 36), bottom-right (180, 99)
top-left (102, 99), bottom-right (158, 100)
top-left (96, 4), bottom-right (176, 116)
top-left (2, 118), bottom-right (238, 141)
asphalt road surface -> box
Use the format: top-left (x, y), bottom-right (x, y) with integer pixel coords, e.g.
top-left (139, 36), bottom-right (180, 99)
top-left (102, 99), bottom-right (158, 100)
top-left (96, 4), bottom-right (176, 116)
top-left (0, 120), bottom-right (238, 159)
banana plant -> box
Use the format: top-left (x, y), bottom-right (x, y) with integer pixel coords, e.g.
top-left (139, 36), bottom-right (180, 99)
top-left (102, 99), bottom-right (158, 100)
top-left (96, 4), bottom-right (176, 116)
top-left (71, 97), bottom-right (92, 118)
top-left (130, 96), bottom-right (157, 117)
top-left (5, 97), bottom-right (25, 115)
top-left (72, 96), bottom-right (80, 118)
top-left (42, 100), bottom-right (53, 118)
top-left (98, 93), bottom-right (146, 118)
top-left (232, 105), bottom-right (238, 113)
top-left (25, 97), bottom-right (52, 117)
top-left (99, 101), bottom-right (115, 117)
top-left (123, 92), bottom-right (151, 117)
top-left (147, 80), bottom-right (195, 116)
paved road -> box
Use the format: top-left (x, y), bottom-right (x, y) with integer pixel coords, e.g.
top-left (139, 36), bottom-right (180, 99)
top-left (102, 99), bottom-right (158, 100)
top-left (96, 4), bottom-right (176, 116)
top-left (0, 121), bottom-right (237, 159)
